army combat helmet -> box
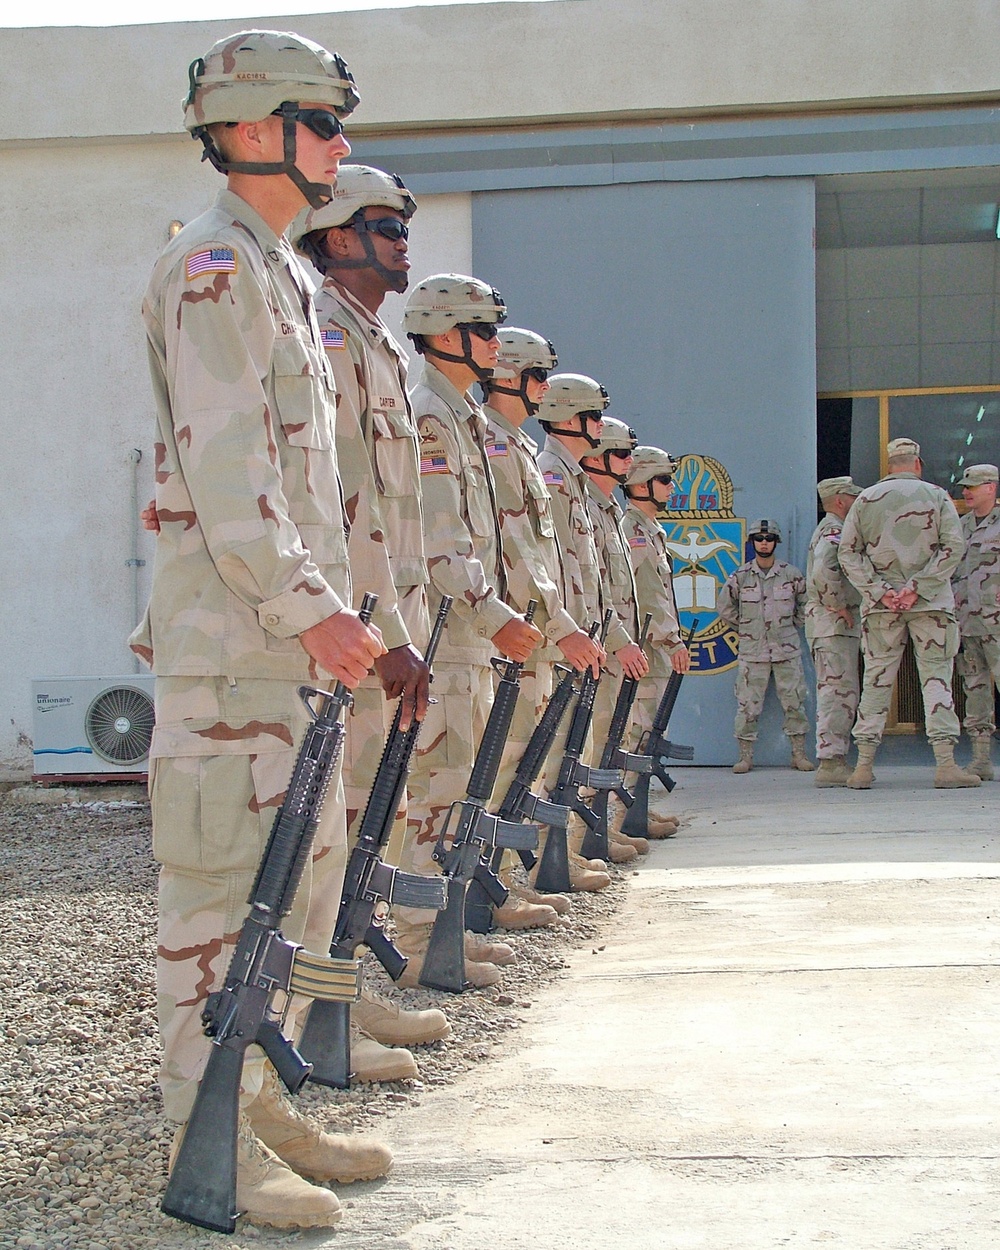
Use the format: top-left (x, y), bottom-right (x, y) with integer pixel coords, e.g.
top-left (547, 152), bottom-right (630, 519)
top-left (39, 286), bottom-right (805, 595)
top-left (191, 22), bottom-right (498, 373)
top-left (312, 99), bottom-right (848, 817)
top-left (748, 518), bottom-right (782, 543)
top-left (183, 29), bottom-right (359, 209)
top-left (585, 417), bottom-right (637, 484)
top-left (291, 164), bottom-right (416, 289)
top-left (536, 373), bottom-right (610, 448)
top-left (625, 446), bottom-right (677, 508)
top-left (403, 274), bottom-right (507, 381)
top-left (483, 328), bottom-right (559, 416)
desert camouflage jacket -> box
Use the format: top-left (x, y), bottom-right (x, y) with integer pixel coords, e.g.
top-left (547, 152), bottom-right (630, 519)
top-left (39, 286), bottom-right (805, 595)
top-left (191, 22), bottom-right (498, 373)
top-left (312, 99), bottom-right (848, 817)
top-left (952, 503), bottom-right (1000, 636)
top-left (805, 512), bottom-right (862, 641)
top-left (536, 435), bottom-right (602, 639)
top-left (585, 480), bottom-right (638, 656)
top-left (622, 503), bottom-right (685, 678)
top-left (717, 558), bottom-right (806, 661)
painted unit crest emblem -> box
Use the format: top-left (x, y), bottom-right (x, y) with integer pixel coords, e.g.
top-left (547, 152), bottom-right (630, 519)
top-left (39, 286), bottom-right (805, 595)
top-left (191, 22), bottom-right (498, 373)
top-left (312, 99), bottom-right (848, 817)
top-left (660, 454), bottom-right (745, 673)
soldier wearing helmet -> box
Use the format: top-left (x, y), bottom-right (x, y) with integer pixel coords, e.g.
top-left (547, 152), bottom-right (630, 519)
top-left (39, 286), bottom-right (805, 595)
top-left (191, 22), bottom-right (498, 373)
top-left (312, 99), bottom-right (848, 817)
top-left (130, 30), bottom-right (389, 1229)
top-left (476, 331), bottom-right (607, 926)
top-left (389, 276), bottom-right (544, 985)
top-left (535, 375), bottom-right (616, 892)
top-left (716, 518), bottom-right (813, 774)
top-left (291, 169), bottom-right (450, 1071)
top-left (621, 447), bottom-right (690, 835)
top-left (579, 419), bottom-right (651, 862)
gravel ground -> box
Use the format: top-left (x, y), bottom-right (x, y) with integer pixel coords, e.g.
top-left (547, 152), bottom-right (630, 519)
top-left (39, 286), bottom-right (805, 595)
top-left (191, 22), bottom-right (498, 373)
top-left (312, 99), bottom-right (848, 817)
top-left (0, 790), bottom-right (630, 1249)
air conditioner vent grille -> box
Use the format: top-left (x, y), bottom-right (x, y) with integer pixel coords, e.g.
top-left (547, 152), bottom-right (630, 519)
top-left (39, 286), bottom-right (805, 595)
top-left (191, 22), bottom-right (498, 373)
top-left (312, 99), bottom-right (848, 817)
top-left (85, 686), bottom-right (155, 766)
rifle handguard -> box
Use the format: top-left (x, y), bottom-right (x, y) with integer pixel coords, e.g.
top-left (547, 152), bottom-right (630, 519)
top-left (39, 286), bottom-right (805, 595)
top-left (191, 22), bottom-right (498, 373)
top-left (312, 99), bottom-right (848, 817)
top-left (288, 950), bottom-right (363, 1003)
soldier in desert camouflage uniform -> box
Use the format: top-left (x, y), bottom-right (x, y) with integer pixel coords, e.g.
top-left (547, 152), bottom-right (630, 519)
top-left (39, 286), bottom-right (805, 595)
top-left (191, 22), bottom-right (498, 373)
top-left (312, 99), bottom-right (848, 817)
top-left (951, 463), bottom-right (1000, 780)
top-left (622, 446), bottom-right (690, 833)
top-left (580, 418), bottom-right (651, 861)
top-left (481, 329), bottom-right (606, 924)
top-left (536, 375), bottom-right (615, 892)
top-left (393, 274), bottom-right (544, 987)
top-left (291, 166), bottom-right (450, 1072)
top-left (130, 31), bottom-right (390, 1229)
top-left (839, 436), bottom-right (977, 790)
top-left (805, 476), bottom-right (863, 787)
top-left (716, 519), bottom-right (813, 774)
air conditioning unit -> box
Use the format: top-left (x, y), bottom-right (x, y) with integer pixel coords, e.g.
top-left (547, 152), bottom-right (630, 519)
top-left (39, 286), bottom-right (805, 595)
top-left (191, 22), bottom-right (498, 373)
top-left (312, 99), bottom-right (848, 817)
top-left (31, 676), bottom-right (155, 783)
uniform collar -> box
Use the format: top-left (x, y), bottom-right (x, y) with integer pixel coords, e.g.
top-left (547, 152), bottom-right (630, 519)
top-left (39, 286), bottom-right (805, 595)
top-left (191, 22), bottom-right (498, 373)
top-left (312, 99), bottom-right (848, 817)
top-left (217, 189), bottom-right (290, 266)
top-left (542, 434), bottom-right (584, 478)
top-left (484, 405), bottom-right (537, 454)
top-left (420, 360), bottom-right (483, 426)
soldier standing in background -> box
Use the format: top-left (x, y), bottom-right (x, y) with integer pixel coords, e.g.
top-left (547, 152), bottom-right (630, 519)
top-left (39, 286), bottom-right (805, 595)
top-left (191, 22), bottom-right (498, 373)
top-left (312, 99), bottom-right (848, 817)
top-left (393, 274), bottom-right (543, 986)
top-left (839, 436), bottom-right (977, 790)
top-left (291, 166), bottom-right (451, 1075)
top-left (716, 519), bottom-right (813, 774)
top-left (951, 463), bottom-right (1000, 780)
top-left (621, 446), bottom-right (690, 833)
top-left (805, 476), bottom-right (863, 788)
top-left (132, 31), bottom-right (390, 1230)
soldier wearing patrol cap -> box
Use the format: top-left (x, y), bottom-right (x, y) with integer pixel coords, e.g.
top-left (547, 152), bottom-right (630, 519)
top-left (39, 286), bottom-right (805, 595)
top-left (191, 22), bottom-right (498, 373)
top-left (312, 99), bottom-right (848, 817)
top-left (952, 463), bottom-right (1000, 779)
top-left (622, 447), bottom-right (690, 832)
top-left (291, 169), bottom-right (452, 1073)
top-left (479, 331), bottom-right (606, 921)
top-left (131, 30), bottom-right (390, 1229)
top-left (839, 437), bottom-right (976, 789)
top-left (716, 519), bottom-right (813, 773)
top-left (580, 418), bottom-right (651, 860)
top-left (806, 476), bottom-right (863, 786)
top-left (391, 275), bottom-right (544, 986)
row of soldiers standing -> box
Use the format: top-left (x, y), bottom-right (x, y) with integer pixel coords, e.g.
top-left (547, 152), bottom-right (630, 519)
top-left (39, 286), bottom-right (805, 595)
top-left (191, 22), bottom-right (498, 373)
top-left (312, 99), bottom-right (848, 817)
top-left (715, 438), bottom-right (999, 788)
top-left (135, 27), bottom-right (692, 1233)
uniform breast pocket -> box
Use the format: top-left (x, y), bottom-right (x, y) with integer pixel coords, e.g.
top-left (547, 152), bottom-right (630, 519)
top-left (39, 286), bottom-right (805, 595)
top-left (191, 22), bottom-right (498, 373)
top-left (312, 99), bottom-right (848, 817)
top-left (739, 585), bottom-right (761, 620)
top-left (372, 409), bottom-right (419, 498)
top-left (526, 477), bottom-right (556, 539)
top-left (272, 338), bottom-right (334, 450)
top-left (463, 457), bottom-right (495, 539)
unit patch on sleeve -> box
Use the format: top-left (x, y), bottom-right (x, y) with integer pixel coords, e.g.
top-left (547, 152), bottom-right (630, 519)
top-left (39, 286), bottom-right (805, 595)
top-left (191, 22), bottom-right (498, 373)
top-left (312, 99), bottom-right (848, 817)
top-left (185, 247), bottom-right (238, 280)
top-left (321, 326), bottom-right (347, 351)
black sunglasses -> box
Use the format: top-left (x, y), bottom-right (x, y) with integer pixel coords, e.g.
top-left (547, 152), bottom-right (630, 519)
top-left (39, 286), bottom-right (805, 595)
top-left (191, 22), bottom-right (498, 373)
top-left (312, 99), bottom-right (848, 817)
top-left (350, 216), bottom-right (409, 242)
top-left (651, 473), bottom-right (674, 486)
top-left (457, 322), bottom-right (500, 341)
top-left (524, 367), bottom-right (549, 383)
top-left (272, 106), bottom-right (345, 140)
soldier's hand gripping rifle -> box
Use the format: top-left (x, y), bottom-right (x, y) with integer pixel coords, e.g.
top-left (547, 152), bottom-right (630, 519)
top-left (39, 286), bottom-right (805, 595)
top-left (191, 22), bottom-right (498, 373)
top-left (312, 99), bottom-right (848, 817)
top-left (161, 593), bottom-right (378, 1235)
top-left (297, 596), bottom-right (453, 1088)
top-left (620, 618), bottom-right (698, 838)
top-left (580, 614), bottom-right (655, 861)
top-left (534, 610), bottom-right (622, 894)
top-left (418, 602), bottom-right (541, 992)
top-left (464, 653), bottom-right (582, 933)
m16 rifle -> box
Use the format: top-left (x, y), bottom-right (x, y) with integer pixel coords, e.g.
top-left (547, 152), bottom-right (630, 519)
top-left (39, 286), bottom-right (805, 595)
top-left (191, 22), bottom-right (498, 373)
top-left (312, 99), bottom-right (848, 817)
top-left (534, 610), bottom-right (622, 894)
top-left (418, 603), bottom-right (541, 992)
top-left (161, 594), bottom-right (377, 1234)
top-left (580, 614), bottom-right (654, 861)
top-left (619, 618), bottom-right (698, 837)
top-left (297, 596), bottom-right (453, 1088)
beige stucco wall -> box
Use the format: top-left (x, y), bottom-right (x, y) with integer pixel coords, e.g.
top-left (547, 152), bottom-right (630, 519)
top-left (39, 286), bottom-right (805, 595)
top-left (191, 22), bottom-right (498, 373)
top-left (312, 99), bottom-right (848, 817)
top-left (3, 0), bottom-right (1000, 146)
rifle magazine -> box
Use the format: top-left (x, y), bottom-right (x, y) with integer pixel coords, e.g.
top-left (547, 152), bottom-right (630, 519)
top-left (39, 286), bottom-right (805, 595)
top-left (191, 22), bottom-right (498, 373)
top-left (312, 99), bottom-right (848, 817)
top-left (289, 951), bottom-right (363, 1003)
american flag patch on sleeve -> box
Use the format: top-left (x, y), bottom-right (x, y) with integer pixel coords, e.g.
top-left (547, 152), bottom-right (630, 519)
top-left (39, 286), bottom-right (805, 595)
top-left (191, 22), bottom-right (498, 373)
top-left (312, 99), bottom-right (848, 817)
top-left (185, 247), bottom-right (238, 280)
top-left (487, 441), bottom-right (509, 458)
top-left (420, 453), bottom-right (450, 475)
top-left (321, 327), bottom-right (346, 350)
top-left (543, 470), bottom-right (564, 486)
top-left (629, 533), bottom-right (648, 548)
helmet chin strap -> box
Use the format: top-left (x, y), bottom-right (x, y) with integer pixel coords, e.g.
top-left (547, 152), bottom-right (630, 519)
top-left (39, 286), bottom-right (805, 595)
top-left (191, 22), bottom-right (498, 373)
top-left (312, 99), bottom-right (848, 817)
top-left (321, 213), bottom-right (408, 292)
top-left (587, 452), bottom-right (630, 484)
top-left (194, 105), bottom-right (333, 210)
top-left (625, 480), bottom-right (657, 503)
top-left (484, 376), bottom-right (537, 416)
top-left (543, 413), bottom-right (602, 449)
top-left (423, 327), bottom-right (493, 382)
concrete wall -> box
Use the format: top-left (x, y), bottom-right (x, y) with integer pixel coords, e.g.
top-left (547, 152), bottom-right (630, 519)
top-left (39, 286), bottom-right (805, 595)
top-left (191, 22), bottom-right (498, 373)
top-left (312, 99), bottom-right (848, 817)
top-left (3, 0), bottom-right (1000, 144)
top-left (473, 177), bottom-right (818, 765)
top-left (0, 131), bottom-right (469, 773)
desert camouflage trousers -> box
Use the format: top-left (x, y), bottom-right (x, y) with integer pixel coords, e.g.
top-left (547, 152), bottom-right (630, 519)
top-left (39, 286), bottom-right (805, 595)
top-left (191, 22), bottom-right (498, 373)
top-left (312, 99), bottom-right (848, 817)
top-left (733, 658), bottom-right (808, 740)
top-left (853, 610), bottom-right (960, 744)
top-left (956, 633), bottom-right (1000, 735)
top-left (151, 676), bottom-right (347, 1124)
top-left (394, 662), bottom-right (494, 947)
top-left (810, 635), bottom-right (861, 758)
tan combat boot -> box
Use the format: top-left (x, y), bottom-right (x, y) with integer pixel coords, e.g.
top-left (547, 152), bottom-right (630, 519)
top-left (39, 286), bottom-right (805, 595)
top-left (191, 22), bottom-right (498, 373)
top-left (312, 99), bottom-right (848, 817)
top-left (609, 793), bottom-right (659, 844)
top-left (646, 813), bottom-right (680, 838)
top-left (350, 1024), bottom-right (419, 1082)
top-left (606, 833), bottom-right (638, 863)
top-left (932, 741), bottom-right (982, 788)
top-left (395, 929), bottom-right (502, 989)
top-left (493, 895), bottom-right (560, 929)
top-left (732, 741), bottom-right (753, 774)
top-left (814, 755), bottom-right (850, 787)
top-left (568, 851), bottom-right (612, 892)
top-left (611, 827), bottom-right (650, 855)
top-left (789, 735), bottom-right (816, 772)
top-left (465, 931), bottom-right (516, 965)
top-left (968, 733), bottom-right (995, 781)
top-left (510, 880), bottom-right (571, 914)
top-left (351, 986), bottom-right (451, 1046)
top-left (168, 1118), bottom-right (343, 1230)
top-left (846, 743), bottom-right (877, 789)
top-left (245, 1066), bottom-right (392, 1185)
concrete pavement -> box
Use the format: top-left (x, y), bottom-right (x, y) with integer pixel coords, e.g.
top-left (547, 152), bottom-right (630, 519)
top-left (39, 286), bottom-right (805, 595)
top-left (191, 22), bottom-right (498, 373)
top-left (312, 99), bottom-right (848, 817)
top-left (330, 762), bottom-right (1000, 1250)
